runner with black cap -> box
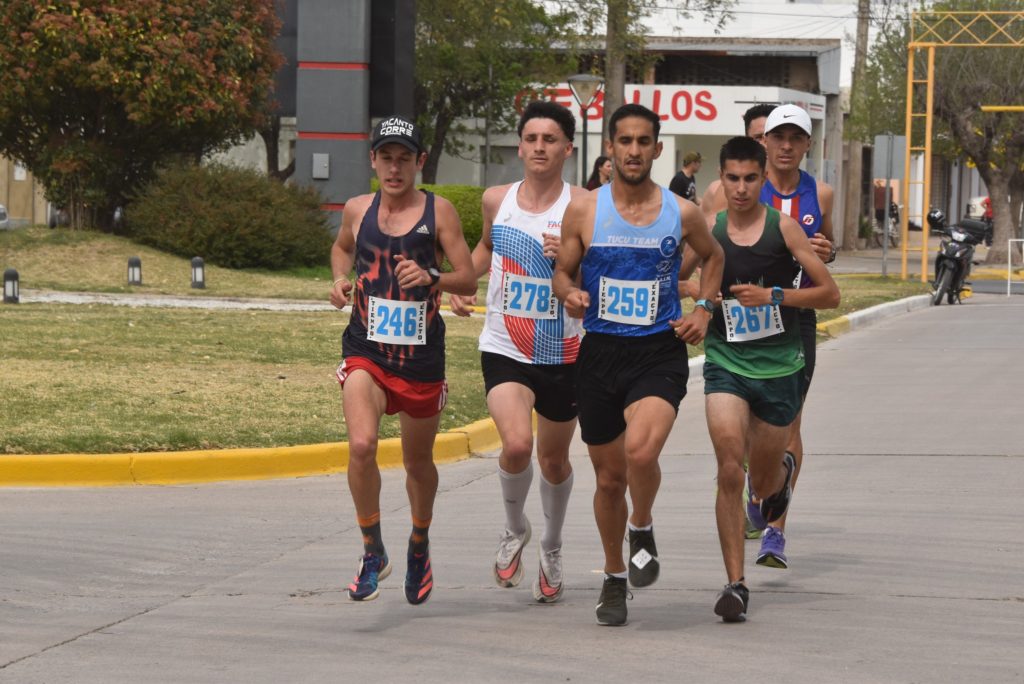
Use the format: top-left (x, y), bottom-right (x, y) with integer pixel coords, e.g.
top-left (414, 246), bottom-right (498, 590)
top-left (331, 114), bottom-right (476, 605)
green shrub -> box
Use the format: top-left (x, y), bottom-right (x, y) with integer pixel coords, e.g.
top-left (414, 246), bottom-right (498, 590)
top-left (127, 164), bottom-right (331, 269)
top-left (370, 179), bottom-right (484, 249)
top-left (420, 184), bottom-right (485, 250)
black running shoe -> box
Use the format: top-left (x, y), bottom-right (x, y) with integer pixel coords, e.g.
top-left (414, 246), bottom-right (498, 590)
top-left (595, 575), bottom-right (631, 626)
top-left (760, 452), bottom-right (795, 524)
top-left (404, 548), bottom-right (433, 605)
top-left (628, 527), bottom-right (660, 587)
top-left (714, 582), bottom-right (750, 623)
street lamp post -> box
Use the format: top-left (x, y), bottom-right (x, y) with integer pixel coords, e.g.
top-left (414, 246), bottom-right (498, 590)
top-left (567, 74), bottom-right (605, 187)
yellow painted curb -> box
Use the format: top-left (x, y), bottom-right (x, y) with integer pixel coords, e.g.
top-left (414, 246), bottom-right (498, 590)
top-left (0, 419), bottom-right (501, 488)
top-left (816, 315), bottom-right (850, 337)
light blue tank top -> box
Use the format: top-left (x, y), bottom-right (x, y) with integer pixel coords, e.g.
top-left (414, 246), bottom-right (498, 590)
top-left (581, 184), bottom-right (682, 336)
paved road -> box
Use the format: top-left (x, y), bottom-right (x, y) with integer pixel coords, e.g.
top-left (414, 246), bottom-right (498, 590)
top-left (2, 294), bottom-right (1022, 683)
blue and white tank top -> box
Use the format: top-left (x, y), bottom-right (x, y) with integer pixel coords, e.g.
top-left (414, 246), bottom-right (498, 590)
top-left (580, 184), bottom-right (683, 336)
top-left (479, 181), bottom-right (582, 364)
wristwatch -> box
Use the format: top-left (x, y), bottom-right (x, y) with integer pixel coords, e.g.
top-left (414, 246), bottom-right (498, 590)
top-left (770, 286), bottom-right (785, 305)
top-left (826, 243), bottom-right (838, 264)
top-left (695, 298), bottom-right (714, 314)
top-left (427, 267), bottom-right (441, 287)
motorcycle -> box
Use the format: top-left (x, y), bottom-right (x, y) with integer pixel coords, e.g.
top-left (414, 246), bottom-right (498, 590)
top-left (927, 208), bottom-right (985, 306)
top-left (872, 201), bottom-right (901, 248)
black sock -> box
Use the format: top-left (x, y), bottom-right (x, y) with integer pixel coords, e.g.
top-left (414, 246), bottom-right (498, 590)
top-left (359, 521), bottom-right (385, 557)
top-left (408, 523), bottom-right (429, 556)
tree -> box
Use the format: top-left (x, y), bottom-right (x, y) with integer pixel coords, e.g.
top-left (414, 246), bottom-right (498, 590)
top-left (0, 1), bottom-right (281, 230)
top-left (414, 1), bottom-right (576, 184)
top-left (564, 1), bottom-right (735, 136)
top-left (852, 0), bottom-right (1024, 263)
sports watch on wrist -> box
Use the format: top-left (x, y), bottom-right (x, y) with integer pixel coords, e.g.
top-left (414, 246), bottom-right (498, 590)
top-left (770, 286), bottom-right (785, 305)
top-left (427, 267), bottom-right (441, 287)
top-left (695, 298), bottom-right (714, 314)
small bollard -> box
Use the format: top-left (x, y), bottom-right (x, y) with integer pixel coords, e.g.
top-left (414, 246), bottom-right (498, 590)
top-left (127, 256), bottom-right (142, 286)
top-left (191, 257), bottom-right (205, 289)
top-left (3, 268), bottom-right (19, 304)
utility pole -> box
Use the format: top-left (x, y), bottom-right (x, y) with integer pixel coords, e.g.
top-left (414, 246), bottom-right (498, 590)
top-left (843, 0), bottom-right (871, 251)
top-left (602, 0), bottom-right (628, 139)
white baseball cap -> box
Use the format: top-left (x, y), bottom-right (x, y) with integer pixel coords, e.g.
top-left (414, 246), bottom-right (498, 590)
top-left (764, 104), bottom-right (812, 136)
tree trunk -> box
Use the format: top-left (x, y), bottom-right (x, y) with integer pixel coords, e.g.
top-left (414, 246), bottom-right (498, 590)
top-left (843, 141), bottom-right (863, 251)
top-left (422, 105), bottom-right (455, 185)
top-left (1010, 171), bottom-right (1023, 239)
top-left (602, 0), bottom-right (628, 139)
top-left (259, 117), bottom-right (295, 183)
top-left (842, 0), bottom-right (871, 252)
top-left (982, 171), bottom-right (1013, 265)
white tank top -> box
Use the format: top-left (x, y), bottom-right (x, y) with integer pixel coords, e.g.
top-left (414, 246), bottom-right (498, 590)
top-left (478, 181), bottom-right (582, 365)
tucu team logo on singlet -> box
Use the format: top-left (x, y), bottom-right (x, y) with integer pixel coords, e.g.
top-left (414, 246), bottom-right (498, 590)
top-left (659, 235), bottom-right (679, 258)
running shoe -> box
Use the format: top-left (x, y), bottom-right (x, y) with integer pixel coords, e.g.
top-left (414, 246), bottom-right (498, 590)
top-left (628, 526), bottom-right (660, 587)
top-left (713, 581), bottom-right (750, 623)
top-left (532, 546), bottom-right (564, 604)
top-left (347, 552), bottom-right (391, 602)
top-left (745, 452), bottom-right (795, 530)
top-left (595, 575), bottom-right (631, 626)
top-left (493, 518), bottom-right (531, 588)
top-left (756, 526), bottom-right (788, 569)
top-left (404, 547), bottom-right (433, 605)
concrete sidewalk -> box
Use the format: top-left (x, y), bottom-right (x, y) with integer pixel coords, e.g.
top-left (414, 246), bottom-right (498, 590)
top-left (2, 293), bottom-right (1022, 683)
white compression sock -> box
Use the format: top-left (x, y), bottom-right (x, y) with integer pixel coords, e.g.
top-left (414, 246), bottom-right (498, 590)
top-left (498, 462), bottom-right (533, 535)
top-left (539, 470), bottom-right (573, 552)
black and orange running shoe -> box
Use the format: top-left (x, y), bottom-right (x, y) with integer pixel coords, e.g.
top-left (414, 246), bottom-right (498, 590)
top-left (405, 548), bottom-right (433, 605)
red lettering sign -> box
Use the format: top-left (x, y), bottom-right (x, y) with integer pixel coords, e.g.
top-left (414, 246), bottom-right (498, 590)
top-left (671, 91), bottom-right (692, 120)
top-left (695, 90), bottom-right (717, 121)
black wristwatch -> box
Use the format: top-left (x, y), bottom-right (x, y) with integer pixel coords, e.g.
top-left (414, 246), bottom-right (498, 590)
top-left (427, 267), bottom-right (441, 287)
top-left (826, 243), bottom-right (838, 264)
top-left (770, 286), bottom-right (785, 305)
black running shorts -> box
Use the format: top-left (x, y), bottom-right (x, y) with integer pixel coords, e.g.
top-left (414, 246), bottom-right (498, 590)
top-left (798, 308), bottom-right (817, 395)
top-left (481, 351), bottom-right (578, 422)
top-left (575, 331), bottom-right (690, 445)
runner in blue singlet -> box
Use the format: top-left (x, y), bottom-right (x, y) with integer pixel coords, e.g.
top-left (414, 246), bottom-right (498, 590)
top-left (554, 104), bottom-right (724, 627)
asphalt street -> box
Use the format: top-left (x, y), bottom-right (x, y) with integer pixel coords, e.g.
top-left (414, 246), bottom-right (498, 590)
top-left (2, 293), bottom-right (1022, 683)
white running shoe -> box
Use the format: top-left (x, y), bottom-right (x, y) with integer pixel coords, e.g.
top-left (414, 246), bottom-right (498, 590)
top-left (493, 518), bottom-right (531, 587)
top-left (532, 546), bottom-right (564, 603)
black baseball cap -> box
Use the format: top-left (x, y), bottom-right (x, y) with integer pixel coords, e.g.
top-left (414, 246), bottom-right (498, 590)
top-left (371, 115), bottom-right (423, 154)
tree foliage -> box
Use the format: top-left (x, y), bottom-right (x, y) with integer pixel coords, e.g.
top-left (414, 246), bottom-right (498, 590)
top-left (414, 1), bottom-right (576, 184)
top-left (853, 0), bottom-right (1024, 261)
top-left (562, 1), bottom-right (735, 138)
top-left (0, 1), bottom-right (282, 229)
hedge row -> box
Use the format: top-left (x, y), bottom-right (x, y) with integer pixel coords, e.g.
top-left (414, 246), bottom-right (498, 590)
top-left (127, 164), bottom-right (331, 270)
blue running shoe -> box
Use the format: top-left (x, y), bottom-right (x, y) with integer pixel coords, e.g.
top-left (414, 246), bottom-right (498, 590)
top-left (756, 526), bottom-right (788, 569)
top-left (348, 552), bottom-right (391, 601)
top-left (746, 452), bottom-right (795, 531)
top-left (405, 547), bottom-right (433, 605)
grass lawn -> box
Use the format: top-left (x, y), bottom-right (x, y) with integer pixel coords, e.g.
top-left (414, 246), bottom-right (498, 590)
top-left (0, 305), bottom-right (485, 454)
top-left (0, 225), bottom-right (930, 454)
